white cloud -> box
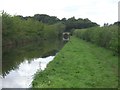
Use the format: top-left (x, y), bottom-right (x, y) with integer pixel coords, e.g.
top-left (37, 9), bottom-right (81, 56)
top-left (0, 0), bottom-right (119, 25)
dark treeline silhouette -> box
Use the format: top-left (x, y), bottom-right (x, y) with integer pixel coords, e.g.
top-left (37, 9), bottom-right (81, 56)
top-left (61, 17), bottom-right (99, 32)
top-left (17, 14), bottom-right (99, 32)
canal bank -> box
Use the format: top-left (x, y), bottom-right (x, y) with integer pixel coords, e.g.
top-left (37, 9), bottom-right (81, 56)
top-left (32, 36), bottom-right (118, 88)
top-left (2, 38), bottom-right (64, 88)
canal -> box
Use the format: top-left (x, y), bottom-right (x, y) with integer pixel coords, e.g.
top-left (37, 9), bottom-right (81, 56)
top-left (1, 39), bottom-right (64, 88)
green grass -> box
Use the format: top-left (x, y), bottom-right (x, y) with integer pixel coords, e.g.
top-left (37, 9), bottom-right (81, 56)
top-left (74, 25), bottom-right (118, 54)
top-left (32, 36), bottom-right (118, 88)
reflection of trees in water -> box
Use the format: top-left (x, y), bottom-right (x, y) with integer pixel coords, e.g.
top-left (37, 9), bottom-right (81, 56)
top-left (2, 39), bottom-right (64, 77)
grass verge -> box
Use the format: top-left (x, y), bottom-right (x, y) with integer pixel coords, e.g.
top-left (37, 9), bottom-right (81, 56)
top-left (32, 36), bottom-right (118, 88)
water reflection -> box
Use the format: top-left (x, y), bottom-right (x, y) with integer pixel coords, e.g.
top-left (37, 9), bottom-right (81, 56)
top-left (2, 39), bottom-right (64, 88)
top-left (2, 56), bottom-right (55, 88)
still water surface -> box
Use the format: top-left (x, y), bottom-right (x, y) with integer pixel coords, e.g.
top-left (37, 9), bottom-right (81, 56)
top-left (2, 56), bottom-right (55, 88)
top-left (1, 39), bottom-right (64, 88)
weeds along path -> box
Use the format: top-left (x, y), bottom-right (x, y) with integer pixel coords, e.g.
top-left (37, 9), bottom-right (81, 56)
top-left (32, 36), bottom-right (118, 88)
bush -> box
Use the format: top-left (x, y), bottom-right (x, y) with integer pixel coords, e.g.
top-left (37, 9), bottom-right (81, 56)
top-left (74, 25), bottom-right (118, 54)
top-left (2, 13), bottom-right (65, 46)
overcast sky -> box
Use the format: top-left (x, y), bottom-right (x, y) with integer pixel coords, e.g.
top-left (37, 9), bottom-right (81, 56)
top-left (0, 0), bottom-right (119, 26)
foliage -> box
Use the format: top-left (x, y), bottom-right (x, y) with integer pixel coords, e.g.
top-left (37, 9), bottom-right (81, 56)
top-left (43, 23), bottom-right (65, 39)
top-left (18, 14), bottom-right (99, 32)
top-left (61, 17), bottom-right (99, 32)
top-left (74, 25), bottom-right (118, 54)
top-left (2, 12), bottom-right (65, 46)
top-left (33, 14), bottom-right (60, 24)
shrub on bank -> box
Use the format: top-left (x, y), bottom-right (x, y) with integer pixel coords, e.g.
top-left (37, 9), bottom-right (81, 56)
top-left (74, 25), bottom-right (118, 54)
top-left (2, 13), bottom-right (65, 46)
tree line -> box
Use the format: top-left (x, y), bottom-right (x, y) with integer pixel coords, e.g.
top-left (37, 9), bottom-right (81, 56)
top-left (15, 13), bottom-right (99, 32)
top-left (2, 12), bottom-right (99, 47)
top-left (2, 12), bottom-right (65, 46)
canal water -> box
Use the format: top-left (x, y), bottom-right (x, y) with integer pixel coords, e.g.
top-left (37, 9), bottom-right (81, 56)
top-left (1, 39), bottom-right (64, 88)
